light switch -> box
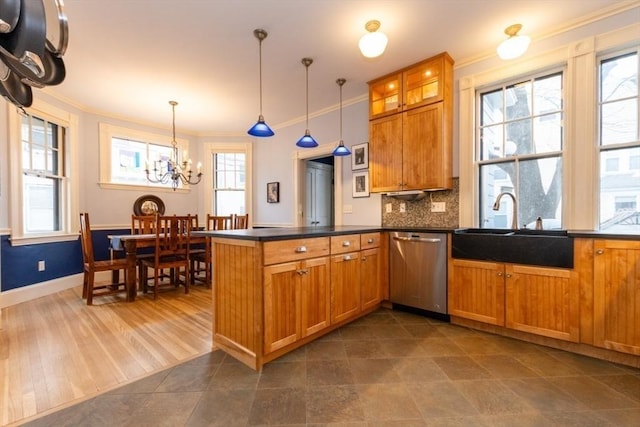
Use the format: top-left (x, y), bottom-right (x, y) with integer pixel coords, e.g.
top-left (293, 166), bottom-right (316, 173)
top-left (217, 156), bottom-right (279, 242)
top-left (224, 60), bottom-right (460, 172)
top-left (343, 204), bottom-right (353, 214)
top-left (385, 203), bottom-right (392, 213)
top-left (431, 202), bottom-right (446, 212)
top-left (400, 203), bottom-right (406, 213)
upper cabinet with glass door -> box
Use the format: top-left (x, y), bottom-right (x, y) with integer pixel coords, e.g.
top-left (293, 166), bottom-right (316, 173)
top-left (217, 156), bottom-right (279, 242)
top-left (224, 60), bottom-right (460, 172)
top-left (368, 52), bottom-right (453, 120)
top-left (369, 72), bottom-right (403, 119)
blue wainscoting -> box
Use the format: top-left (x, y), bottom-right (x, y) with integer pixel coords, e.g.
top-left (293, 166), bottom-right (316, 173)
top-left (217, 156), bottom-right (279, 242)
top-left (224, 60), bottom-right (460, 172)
top-left (0, 229), bottom-right (129, 292)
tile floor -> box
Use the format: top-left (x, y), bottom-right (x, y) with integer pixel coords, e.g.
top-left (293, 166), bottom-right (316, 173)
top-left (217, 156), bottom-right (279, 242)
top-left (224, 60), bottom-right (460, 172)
top-left (24, 309), bottom-right (640, 426)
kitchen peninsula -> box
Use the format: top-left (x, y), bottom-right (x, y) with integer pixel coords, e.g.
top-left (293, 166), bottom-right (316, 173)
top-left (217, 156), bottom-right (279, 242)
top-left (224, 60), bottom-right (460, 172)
top-left (194, 226), bottom-right (388, 370)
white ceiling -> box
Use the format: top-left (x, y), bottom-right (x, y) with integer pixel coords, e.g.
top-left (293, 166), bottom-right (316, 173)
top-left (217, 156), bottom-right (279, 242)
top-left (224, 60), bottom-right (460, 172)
top-left (44, 0), bottom-right (633, 135)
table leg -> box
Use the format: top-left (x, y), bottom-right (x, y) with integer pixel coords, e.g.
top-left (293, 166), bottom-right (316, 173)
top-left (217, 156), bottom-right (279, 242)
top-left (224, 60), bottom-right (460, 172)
top-left (124, 239), bottom-right (138, 301)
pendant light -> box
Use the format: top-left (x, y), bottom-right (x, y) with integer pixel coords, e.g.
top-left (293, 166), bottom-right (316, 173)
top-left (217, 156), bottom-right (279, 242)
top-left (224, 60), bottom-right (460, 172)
top-left (247, 29), bottom-right (274, 137)
top-left (296, 57), bottom-right (318, 148)
top-left (497, 24), bottom-right (530, 60)
top-left (332, 78), bottom-right (350, 156)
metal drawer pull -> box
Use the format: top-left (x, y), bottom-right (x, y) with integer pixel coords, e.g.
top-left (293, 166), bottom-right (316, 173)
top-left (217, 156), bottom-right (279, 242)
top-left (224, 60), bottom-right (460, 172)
top-left (342, 241), bottom-right (350, 247)
top-left (297, 269), bottom-right (308, 275)
top-left (497, 272), bottom-right (503, 277)
top-left (595, 249), bottom-right (604, 255)
top-left (343, 255), bottom-right (352, 261)
top-left (367, 238), bottom-right (374, 243)
top-left (295, 246), bottom-right (307, 253)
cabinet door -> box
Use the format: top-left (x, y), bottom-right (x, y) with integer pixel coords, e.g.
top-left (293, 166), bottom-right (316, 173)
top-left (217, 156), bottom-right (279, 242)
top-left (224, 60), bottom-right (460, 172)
top-left (264, 261), bottom-right (300, 354)
top-left (448, 259), bottom-right (505, 326)
top-left (403, 102), bottom-right (448, 190)
top-left (330, 252), bottom-right (362, 324)
top-left (361, 247), bottom-right (381, 310)
top-left (403, 56), bottom-right (444, 109)
top-left (369, 114), bottom-right (403, 192)
top-left (369, 73), bottom-right (402, 120)
top-left (594, 240), bottom-right (640, 355)
top-left (505, 264), bottom-right (579, 342)
top-left (300, 257), bottom-right (331, 337)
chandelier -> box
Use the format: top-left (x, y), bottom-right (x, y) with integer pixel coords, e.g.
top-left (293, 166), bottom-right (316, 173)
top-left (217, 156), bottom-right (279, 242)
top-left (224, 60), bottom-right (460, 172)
top-left (145, 101), bottom-right (202, 191)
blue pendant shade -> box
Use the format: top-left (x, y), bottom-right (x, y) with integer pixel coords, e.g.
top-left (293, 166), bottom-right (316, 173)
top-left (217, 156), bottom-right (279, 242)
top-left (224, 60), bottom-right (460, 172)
top-left (296, 129), bottom-right (318, 148)
top-left (247, 29), bottom-right (274, 137)
top-left (332, 140), bottom-right (350, 156)
top-left (248, 115), bottom-right (274, 137)
top-left (332, 78), bottom-right (351, 156)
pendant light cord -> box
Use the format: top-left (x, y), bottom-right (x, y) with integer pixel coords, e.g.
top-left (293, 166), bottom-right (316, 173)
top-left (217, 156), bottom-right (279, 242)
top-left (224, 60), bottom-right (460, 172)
top-left (258, 37), bottom-right (263, 116)
top-left (339, 82), bottom-right (343, 140)
top-left (305, 63), bottom-right (309, 129)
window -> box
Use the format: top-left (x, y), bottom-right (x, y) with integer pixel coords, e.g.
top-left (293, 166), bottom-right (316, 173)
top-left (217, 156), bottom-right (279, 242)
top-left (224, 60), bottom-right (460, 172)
top-left (598, 51), bottom-right (640, 231)
top-left (22, 116), bottom-right (64, 233)
top-left (477, 71), bottom-right (564, 229)
top-left (99, 123), bottom-right (191, 191)
top-left (9, 101), bottom-right (79, 244)
top-left (213, 152), bottom-right (246, 215)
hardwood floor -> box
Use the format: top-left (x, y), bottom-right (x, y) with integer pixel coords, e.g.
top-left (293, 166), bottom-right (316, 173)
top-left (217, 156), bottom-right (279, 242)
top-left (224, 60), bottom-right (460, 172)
top-left (0, 284), bottom-right (212, 426)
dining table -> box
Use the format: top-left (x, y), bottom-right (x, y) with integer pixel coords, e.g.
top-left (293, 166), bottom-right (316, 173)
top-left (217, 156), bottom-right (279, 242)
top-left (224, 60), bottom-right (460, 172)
top-left (109, 233), bottom-right (206, 301)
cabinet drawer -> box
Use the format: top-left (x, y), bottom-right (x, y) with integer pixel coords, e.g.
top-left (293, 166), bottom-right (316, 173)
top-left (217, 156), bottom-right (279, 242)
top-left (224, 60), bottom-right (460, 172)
top-left (264, 237), bottom-right (330, 265)
top-left (361, 232), bottom-right (381, 249)
top-left (331, 234), bottom-right (361, 254)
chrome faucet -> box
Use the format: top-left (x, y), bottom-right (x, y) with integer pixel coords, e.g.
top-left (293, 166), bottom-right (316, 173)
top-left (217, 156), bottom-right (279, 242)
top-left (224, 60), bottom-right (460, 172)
top-left (492, 192), bottom-right (518, 229)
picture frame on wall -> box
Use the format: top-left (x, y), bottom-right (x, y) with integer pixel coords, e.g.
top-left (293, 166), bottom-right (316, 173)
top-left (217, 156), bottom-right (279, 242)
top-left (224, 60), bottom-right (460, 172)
top-left (267, 182), bottom-right (280, 203)
top-left (351, 142), bottom-right (368, 170)
top-left (352, 171), bottom-right (370, 198)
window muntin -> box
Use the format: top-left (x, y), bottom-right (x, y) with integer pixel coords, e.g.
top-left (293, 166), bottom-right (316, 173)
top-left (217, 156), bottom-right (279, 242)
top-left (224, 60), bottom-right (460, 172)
top-left (213, 152), bottom-right (246, 215)
top-left (477, 71), bottom-right (564, 229)
top-left (598, 51), bottom-right (640, 232)
top-left (21, 115), bottom-right (65, 233)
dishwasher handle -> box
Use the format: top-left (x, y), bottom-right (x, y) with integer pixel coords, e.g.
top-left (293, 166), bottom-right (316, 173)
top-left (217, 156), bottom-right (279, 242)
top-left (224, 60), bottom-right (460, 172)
top-left (393, 236), bottom-right (442, 243)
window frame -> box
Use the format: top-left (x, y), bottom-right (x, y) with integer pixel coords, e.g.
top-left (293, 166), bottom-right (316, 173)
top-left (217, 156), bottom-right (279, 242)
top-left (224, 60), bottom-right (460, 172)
top-left (475, 68), bottom-right (566, 229)
top-left (202, 142), bottom-right (253, 223)
top-left (8, 100), bottom-right (79, 245)
top-left (98, 122), bottom-right (193, 193)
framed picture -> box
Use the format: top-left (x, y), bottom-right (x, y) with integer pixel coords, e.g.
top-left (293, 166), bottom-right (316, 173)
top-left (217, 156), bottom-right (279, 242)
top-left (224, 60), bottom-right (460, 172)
top-left (352, 171), bottom-right (370, 198)
top-left (133, 194), bottom-right (165, 215)
top-left (267, 182), bottom-right (280, 203)
top-left (351, 142), bottom-right (368, 170)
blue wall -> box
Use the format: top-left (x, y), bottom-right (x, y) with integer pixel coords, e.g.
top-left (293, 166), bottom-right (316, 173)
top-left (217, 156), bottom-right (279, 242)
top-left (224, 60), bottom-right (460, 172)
top-left (1, 228), bottom-right (129, 291)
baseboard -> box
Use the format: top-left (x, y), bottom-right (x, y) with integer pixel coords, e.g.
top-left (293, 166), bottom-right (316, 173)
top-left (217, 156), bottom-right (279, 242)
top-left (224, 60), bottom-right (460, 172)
top-left (0, 273), bottom-right (85, 309)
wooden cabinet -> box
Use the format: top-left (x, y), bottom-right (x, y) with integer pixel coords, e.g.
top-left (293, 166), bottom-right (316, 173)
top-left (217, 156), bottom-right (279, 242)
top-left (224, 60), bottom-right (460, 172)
top-left (331, 252), bottom-right (361, 324)
top-left (263, 237), bottom-right (331, 354)
top-left (368, 52), bottom-right (453, 192)
top-left (448, 259), bottom-right (505, 326)
top-left (449, 259), bottom-right (579, 342)
top-left (505, 264), bottom-right (579, 343)
top-left (264, 257), bottom-right (331, 354)
top-left (593, 239), bottom-right (640, 355)
top-left (361, 247), bottom-right (382, 310)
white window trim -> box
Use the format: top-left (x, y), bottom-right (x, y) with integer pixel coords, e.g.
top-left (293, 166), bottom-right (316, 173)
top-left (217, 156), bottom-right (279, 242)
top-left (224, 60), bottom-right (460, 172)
top-left (8, 99), bottom-right (80, 246)
top-left (459, 23), bottom-right (640, 230)
top-left (98, 122), bottom-right (193, 193)
top-left (202, 142), bottom-right (253, 224)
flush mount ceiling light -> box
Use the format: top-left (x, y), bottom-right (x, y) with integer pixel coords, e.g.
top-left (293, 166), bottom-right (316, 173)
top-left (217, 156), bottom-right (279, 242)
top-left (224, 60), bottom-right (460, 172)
top-left (296, 57), bottom-right (318, 148)
top-left (248, 29), bottom-right (274, 137)
top-left (332, 78), bottom-right (350, 156)
top-left (497, 24), bottom-right (530, 60)
top-left (358, 20), bottom-right (388, 58)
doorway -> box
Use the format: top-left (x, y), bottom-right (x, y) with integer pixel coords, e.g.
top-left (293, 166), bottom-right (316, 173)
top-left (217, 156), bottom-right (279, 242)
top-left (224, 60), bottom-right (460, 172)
top-left (305, 157), bottom-right (334, 226)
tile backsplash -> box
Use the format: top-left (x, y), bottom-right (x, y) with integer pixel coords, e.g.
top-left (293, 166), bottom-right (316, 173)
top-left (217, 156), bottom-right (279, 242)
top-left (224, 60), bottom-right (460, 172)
top-left (381, 178), bottom-right (459, 228)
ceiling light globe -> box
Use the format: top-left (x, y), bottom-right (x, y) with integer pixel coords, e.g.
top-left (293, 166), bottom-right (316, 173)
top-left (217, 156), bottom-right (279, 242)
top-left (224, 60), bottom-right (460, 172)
top-left (359, 31), bottom-right (388, 58)
top-left (497, 34), bottom-right (530, 60)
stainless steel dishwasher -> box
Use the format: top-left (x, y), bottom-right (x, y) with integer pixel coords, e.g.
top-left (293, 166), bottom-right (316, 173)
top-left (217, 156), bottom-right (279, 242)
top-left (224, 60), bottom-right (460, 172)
top-left (390, 231), bottom-right (448, 318)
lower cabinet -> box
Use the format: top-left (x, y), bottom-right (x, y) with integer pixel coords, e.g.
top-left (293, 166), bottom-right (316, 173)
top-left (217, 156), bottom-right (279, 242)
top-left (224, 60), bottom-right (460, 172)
top-left (593, 239), bottom-right (640, 355)
top-left (361, 247), bottom-right (382, 310)
top-left (263, 256), bottom-right (330, 354)
top-left (330, 252), bottom-right (361, 324)
top-left (449, 259), bottom-right (579, 342)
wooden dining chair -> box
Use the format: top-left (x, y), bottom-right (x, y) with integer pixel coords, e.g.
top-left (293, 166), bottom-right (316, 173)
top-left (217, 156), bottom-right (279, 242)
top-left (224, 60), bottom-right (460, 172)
top-left (190, 214), bottom-right (233, 287)
top-left (139, 215), bottom-right (192, 299)
top-left (131, 214), bottom-right (168, 285)
top-left (233, 213), bottom-right (249, 229)
top-left (79, 212), bottom-right (130, 305)
top-left (187, 215), bottom-right (208, 285)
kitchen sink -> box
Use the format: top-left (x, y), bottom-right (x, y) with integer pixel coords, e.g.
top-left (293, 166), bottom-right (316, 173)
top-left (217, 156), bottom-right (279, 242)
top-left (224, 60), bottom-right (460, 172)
top-left (452, 228), bottom-right (574, 268)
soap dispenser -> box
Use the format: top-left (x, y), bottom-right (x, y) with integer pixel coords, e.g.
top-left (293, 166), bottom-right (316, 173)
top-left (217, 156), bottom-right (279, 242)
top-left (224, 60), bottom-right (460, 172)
top-left (535, 216), bottom-right (543, 230)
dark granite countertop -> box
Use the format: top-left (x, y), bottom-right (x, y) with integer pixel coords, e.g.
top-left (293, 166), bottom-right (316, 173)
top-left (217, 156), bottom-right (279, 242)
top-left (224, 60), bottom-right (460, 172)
top-left (193, 226), bottom-right (639, 242)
